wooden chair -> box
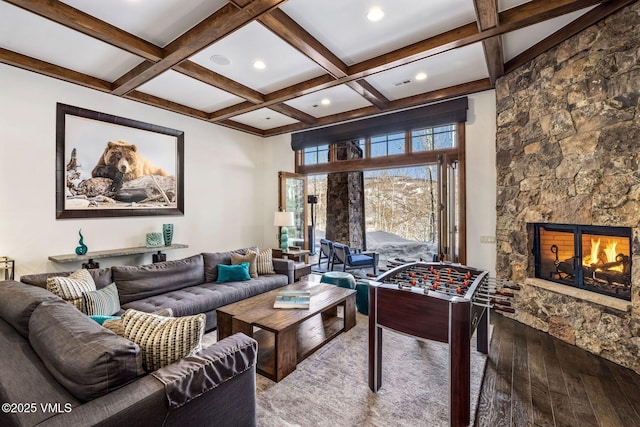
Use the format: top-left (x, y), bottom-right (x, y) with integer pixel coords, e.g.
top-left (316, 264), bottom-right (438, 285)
top-left (332, 242), bottom-right (378, 275)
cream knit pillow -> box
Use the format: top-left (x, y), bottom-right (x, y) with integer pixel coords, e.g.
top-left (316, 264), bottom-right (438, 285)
top-left (122, 309), bottom-right (205, 372)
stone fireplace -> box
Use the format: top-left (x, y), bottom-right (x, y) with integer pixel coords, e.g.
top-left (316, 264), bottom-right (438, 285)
top-left (532, 223), bottom-right (632, 300)
top-left (495, 3), bottom-right (640, 374)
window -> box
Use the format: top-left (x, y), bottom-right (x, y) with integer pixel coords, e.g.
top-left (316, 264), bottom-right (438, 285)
top-left (412, 125), bottom-right (456, 152)
top-left (370, 132), bottom-right (405, 157)
top-left (303, 145), bottom-right (329, 165)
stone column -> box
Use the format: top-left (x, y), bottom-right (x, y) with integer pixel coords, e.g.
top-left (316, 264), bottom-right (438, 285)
top-left (326, 141), bottom-right (366, 249)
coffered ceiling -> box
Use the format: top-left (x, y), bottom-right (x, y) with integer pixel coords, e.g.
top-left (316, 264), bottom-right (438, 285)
top-left (0, 0), bottom-right (634, 137)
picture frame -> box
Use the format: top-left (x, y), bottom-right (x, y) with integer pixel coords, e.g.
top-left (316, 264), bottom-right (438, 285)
top-left (56, 103), bottom-right (184, 219)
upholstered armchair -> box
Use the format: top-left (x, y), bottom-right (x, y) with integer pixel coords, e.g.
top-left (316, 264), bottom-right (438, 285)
top-left (332, 242), bottom-right (378, 275)
top-left (318, 239), bottom-right (334, 270)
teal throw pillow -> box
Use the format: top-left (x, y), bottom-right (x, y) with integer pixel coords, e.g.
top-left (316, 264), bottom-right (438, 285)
top-left (89, 315), bottom-right (121, 325)
top-left (217, 262), bottom-right (251, 283)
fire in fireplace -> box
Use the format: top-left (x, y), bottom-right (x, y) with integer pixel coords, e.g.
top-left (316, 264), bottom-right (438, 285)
top-left (533, 223), bottom-right (631, 301)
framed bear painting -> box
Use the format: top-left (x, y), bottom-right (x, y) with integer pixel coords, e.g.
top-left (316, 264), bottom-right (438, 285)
top-left (56, 103), bottom-right (184, 218)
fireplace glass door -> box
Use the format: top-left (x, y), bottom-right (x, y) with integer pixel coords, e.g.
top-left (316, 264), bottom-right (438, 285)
top-left (533, 223), bottom-right (631, 301)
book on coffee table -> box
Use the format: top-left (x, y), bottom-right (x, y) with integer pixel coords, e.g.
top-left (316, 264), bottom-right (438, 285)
top-left (273, 290), bottom-right (311, 309)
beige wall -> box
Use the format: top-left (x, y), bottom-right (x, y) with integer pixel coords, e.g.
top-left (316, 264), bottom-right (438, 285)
top-left (465, 90), bottom-right (497, 275)
top-left (0, 64), bottom-right (283, 277)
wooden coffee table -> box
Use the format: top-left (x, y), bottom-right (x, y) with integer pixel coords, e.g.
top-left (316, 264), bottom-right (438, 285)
top-left (217, 282), bottom-right (356, 382)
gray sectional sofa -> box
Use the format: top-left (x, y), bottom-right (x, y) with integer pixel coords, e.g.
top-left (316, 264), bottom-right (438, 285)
top-left (20, 249), bottom-right (295, 330)
top-left (0, 249), bottom-right (295, 426)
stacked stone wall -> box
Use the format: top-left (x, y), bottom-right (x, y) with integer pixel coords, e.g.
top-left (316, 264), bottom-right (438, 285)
top-left (495, 2), bottom-right (640, 373)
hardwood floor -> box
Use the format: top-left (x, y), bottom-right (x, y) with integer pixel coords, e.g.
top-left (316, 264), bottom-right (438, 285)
top-left (475, 313), bottom-right (640, 427)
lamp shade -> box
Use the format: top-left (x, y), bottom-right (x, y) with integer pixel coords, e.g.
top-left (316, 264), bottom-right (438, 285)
top-left (274, 211), bottom-right (295, 227)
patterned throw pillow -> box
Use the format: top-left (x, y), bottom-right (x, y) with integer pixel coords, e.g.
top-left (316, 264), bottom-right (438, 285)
top-left (82, 283), bottom-right (121, 316)
top-left (122, 309), bottom-right (205, 372)
top-left (46, 269), bottom-right (96, 312)
top-left (256, 248), bottom-right (276, 275)
top-left (230, 250), bottom-right (258, 278)
top-left (103, 308), bottom-right (173, 337)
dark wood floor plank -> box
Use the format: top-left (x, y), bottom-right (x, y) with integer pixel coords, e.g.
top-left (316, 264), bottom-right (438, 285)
top-left (597, 362), bottom-right (640, 426)
top-left (605, 359), bottom-right (640, 422)
top-left (581, 374), bottom-right (624, 427)
top-left (475, 317), bottom-right (502, 427)
top-left (539, 334), bottom-right (577, 427)
top-left (493, 317), bottom-right (514, 427)
top-left (561, 371), bottom-right (599, 427)
top-left (511, 321), bottom-right (533, 427)
top-left (526, 327), bottom-right (555, 427)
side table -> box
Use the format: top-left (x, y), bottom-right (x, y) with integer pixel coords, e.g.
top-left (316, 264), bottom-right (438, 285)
top-left (272, 248), bottom-right (310, 263)
top-left (0, 257), bottom-right (15, 280)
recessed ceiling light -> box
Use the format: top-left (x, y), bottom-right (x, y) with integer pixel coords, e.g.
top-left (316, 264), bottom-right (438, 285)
top-left (210, 55), bottom-right (231, 66)
top-left (321, 98), bottom-right (331, 106)
top-left (367, 7), bottom-right (384, 22)
top-left (253, 60), bottom-right (266, 70)
top-left (415, 72), bottom-right (427, 81)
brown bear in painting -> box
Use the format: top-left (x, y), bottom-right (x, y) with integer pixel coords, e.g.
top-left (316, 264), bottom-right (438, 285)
top-left (91, 140), bottom-right (167, 191)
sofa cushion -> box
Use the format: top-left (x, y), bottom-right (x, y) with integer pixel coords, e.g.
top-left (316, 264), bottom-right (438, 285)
top-left (231, 250), bottom-right (258, 278)
top-left (0, 317), bottom-right (81, 427)
top-left (28, 299), bottom-right (143, 402)
top-left (122, 309), bottom-right (205, 372)
top-left (256, 248), bottom-right (276, 275)
top-left (122, 275), bottom-right (289, 330)
top-left (46, 269), bottom-right (96, 312)
top-left (217, 263), bottom-right (251, 283)
top-left (202, 247), bottom-right (258, 282)
top-left (113, 254), bottom-right (205, 305)
top-left (20, 267), bottom-right (113, 289)
top-left (0, 280), bottom-right (59, 338)
top-left (83, 283), bottom-right (121, 316)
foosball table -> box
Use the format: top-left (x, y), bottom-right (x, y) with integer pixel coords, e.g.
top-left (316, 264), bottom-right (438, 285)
top-left (367, 261), bottom-right (518, 427)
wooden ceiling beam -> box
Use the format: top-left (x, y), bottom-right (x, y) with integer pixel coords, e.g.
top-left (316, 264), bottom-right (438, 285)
top-left (217, 119), bottom-right (266, 136)
top-left (262, 79), bottom-right (494, 137)
top-left (259, 8), bottom-right (349, 78)
top-left (4, 0), bottom-right (164, 61)
top-left (473, 0), bottom-right (504, 84)
top-left (124, 90), bottom-right (209, 119)
top-left (111, 0), bottom-right (289, 96)
top-left (173, 61), bottom-right (265, 104)
top-left (505, 0), bottom-right (635, 73)
top-left (269, 103), bottom-right (318, 125)
top-left (0, 47), bottom-right (112, 92)
top-left (346, 80), bottom-right (390, 110)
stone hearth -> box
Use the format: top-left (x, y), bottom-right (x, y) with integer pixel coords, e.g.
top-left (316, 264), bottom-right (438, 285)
top-left (495, 3), bottom-right (640, 374)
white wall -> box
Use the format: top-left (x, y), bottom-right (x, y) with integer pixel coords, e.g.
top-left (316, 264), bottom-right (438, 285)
top-left (0, 64), bottom-right (277, 277)
top-left (260, 133), bottom-right (296, 247)
top-left (465, 90), bottom-right (497, 275)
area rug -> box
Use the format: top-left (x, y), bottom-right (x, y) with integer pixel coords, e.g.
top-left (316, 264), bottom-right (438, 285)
top-left (206, 312), bottom-right (489, 426)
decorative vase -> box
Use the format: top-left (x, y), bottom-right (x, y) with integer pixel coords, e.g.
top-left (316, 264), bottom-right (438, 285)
top-left (146, 232), bottom-right (163, 248)
top-left (75, 229), bottom-right (88, 255)
top-left (163, 224), bottom-right (174, 246)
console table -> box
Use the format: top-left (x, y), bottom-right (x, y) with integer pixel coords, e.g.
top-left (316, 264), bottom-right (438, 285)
top-left (49, 244), bottom-right (189, 266)
top-left (0, 257), bottom-right (15, 280)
